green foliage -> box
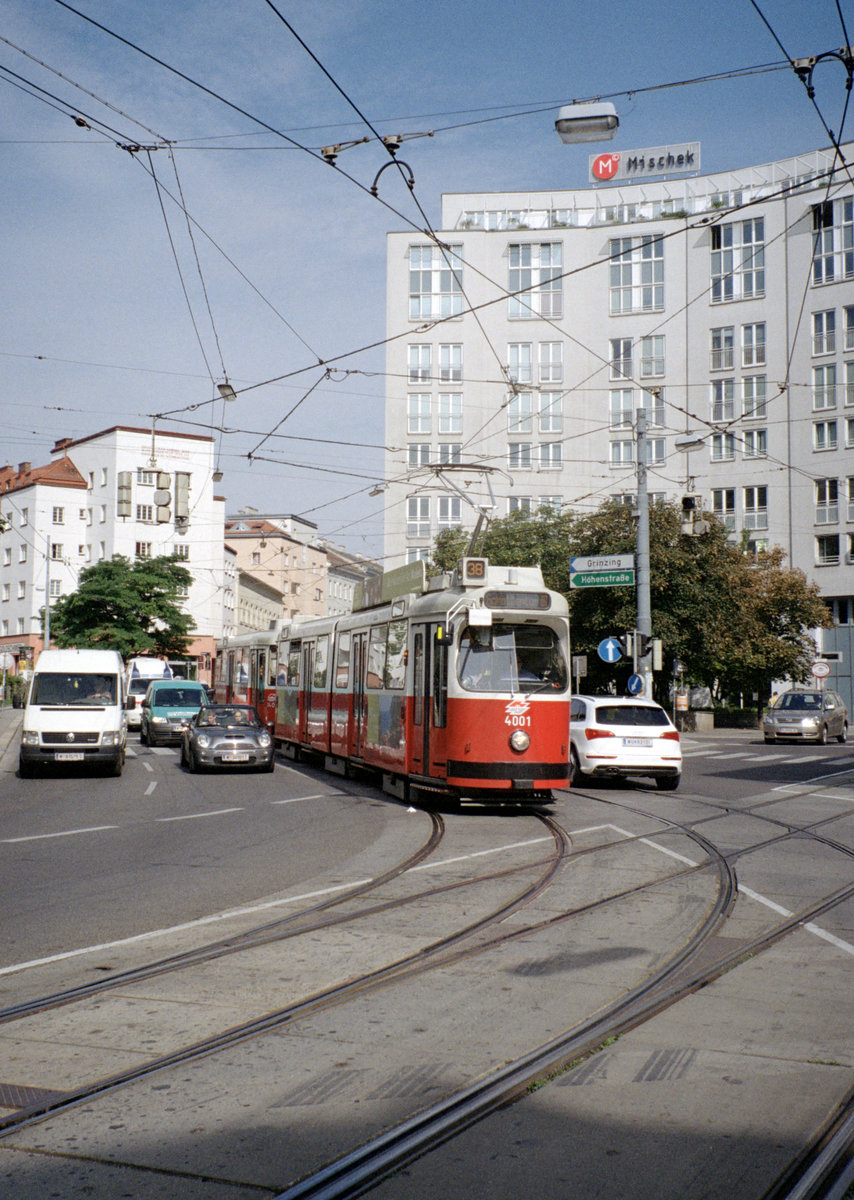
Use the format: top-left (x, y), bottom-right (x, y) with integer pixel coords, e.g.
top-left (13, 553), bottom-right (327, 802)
top-left (430, 501), bottom-right (831, 708)
top-left (47, 555), bottom-right (196, 657)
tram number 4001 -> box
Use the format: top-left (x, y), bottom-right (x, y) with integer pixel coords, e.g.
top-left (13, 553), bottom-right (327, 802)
top-left (505, 714), bottom-right (532, 727)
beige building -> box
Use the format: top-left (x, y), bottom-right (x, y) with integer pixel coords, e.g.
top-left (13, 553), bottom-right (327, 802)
top-left (224, 513), bottom-right (328, 621)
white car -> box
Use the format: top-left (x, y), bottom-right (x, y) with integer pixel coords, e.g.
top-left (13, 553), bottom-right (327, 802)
top-left (570, 694), bottom-right (682, 790)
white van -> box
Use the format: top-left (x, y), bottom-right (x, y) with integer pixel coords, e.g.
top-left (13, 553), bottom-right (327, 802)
top-left (126, 656), bottom-right (172, 729)
top-left (19, 648), bottom-right (130, 777)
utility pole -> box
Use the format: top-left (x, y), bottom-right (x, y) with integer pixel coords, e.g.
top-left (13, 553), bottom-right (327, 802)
top-left (636, 405), bottom-right (653, 698)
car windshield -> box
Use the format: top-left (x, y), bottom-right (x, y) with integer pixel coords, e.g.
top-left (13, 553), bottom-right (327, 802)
top-left (31, 673), bottom-right (117, 706)
top-left (197, 707), bottom-right (260, 728)
top-left (778, 693), bottom-right (822, 710)
top-left (458, 623), bottom-right (567, 693)
top-left (154, 687), bottom-right (205, 708)
top-left (594, 704), bottom-right (671, 727)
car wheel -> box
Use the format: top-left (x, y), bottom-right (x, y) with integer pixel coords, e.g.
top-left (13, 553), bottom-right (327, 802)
top-left (18, 757), bottom-right (35, 778)
top-left (187, 745), bottom-right (198, 773)
top-left (180, 741), bottom-right (188, 767)
top-left (837, 722), bottom-right (848, 744)
top-left (764, 735), bottom-right (776, 744)
top-left (108, 752), bottom-right (123, 778)
top-left (569, 746), bottom-right (580, 786)
top-left (656, 774), bottom-right (680, 791)
top-left (818, 724), bottom-right (828, 745)
top-left (263, 756), bottom-right (275, 773)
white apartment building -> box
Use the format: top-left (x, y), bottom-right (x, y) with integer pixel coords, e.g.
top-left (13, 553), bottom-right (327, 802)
top-left (383, 142), bottom-right (854, 707)
top-left (0, 425), bottom-right (225, 678)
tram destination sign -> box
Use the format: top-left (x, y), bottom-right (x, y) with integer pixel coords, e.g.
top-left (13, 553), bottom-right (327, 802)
top-left (570, 554), bottom-right (635, 589)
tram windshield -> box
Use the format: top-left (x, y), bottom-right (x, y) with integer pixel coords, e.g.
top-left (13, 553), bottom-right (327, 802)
top-left (458, 623), bottom-right (568, 693)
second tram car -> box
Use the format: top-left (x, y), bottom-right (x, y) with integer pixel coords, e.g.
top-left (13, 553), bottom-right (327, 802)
top-left (214, 626), bottom-right (281, 726)
top-left (250, 557), bottom-right (570, 805)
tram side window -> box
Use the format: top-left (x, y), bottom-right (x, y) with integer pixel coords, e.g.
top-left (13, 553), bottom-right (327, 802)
top-left (286, 644), bottom-right (301, 686)
top-left (236, 648), bottom-right (249, 684)
top-left (433, 635), bottom-right (447, 727)
top-left (268, 648), bottom-right (278, 687)
top-left (366, 624), bottom-right (387, 689)
top-left (385, 620), bottom-right (407, 689)
top-left (413, 632), bottom-right (424, 725)
top-left (314, 635), bottom-right (329, 690)
top-left (335, 630), bottom-right (351, 688)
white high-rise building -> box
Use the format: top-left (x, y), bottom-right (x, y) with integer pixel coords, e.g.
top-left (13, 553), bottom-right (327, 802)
top-left (383, 142), bottom-right (854, 707)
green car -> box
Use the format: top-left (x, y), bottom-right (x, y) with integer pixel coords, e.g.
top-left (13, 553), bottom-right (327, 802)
top-left (140, 680), bottom-right (208, 746)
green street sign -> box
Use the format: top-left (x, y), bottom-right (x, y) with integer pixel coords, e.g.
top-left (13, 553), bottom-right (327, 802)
top-left (570, 569), bottom-right (635, 588)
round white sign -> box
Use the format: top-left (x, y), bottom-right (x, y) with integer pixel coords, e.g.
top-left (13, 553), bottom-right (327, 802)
top-left (0, 651), bottom-right (15, 671)
top-left (811, 660), bottom-right (831, 679)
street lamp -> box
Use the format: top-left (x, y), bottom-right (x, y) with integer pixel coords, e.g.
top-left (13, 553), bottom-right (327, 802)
top-left (554, 101), bottom-right (619, 143)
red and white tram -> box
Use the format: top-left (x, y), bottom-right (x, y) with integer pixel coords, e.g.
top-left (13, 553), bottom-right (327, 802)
top-left (214, 626), bottom-right (281, 726)
top-left (254, 557), bottom-right (570, 805)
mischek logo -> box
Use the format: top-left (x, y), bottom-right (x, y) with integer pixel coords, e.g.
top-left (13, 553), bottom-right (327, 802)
top-left (505, 699), bottom-right (530, 718)
top-left (591, 152), bottom-right (620, 181)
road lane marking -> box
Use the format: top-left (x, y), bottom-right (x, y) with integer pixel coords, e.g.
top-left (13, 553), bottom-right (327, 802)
top-left (157, 808), bottom-right (243, 822)
top-left (144, 782), bottom-right (157, 796)
top-left (0, 825), bottom-right (119, 844)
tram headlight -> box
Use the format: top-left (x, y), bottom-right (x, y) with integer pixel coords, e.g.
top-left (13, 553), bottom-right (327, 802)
top-left (509, 729), bottom-right (530, 752)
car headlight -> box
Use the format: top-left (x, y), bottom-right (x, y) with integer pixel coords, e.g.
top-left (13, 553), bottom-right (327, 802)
top-left (258, 732), bottom-right (272, 748)
top-left (101, 732), bottom-right (120, 746)
top-left (509, 729), bottom-right (530, 752)
top-left (152, 716), bottom-right (168, 725)
top-left (195, 734), bottom-right (211, 748)
top-left (801, 717), bottom-right (818, 728)
top-left (22, 731), bottom-right (39, 746)
top-left (763, 714), bottom-right (776, 725)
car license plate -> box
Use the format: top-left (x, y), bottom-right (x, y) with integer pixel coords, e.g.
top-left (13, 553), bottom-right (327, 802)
top-left (55, 751), bottom-right (85, 761)
top-left (622, 738), bottom-right (652, 748)
top-left (222, 752), bottom-right (250, 762)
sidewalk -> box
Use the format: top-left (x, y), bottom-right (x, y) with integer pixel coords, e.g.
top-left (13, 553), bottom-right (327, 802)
top-left (0, 705), bottom-right (24, 768)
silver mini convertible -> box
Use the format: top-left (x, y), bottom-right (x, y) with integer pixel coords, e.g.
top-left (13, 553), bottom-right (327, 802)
top-left (180, 704), bottom-right (276, 772)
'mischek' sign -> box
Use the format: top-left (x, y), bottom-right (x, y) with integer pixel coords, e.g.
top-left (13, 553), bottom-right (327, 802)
top-left (589, 142), bottom-right (701, 184)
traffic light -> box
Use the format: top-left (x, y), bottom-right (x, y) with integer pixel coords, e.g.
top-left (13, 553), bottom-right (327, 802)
top-left (635, 632), bottom-right (650, 659)
top-left (619, 632), bottom-right (634, 657)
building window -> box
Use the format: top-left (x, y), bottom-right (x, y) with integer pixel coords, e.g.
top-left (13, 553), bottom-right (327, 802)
top-left (50, 543), bottom-right (63, 560)
top-left (610, 440), bottom-right (634, 467)
top-left (1, 583), bottom-right (8, 602)
top-left (539, 443), bottom-right (563, 470)
top-left (742, 322), bottom-right (766, 367)
top-left (846, 417), bottom-right (854, 448)
top-left (848, 477), bottom-right (854, 521)
top-left (813, 420), bottom-right (838, 451)
top-left (538, 495), bottom-right (562, 511)
top-left (437, 497), bottom-right (461, 529)
top-left (711, 433), bottom-right (736, 461)
top-left (711, 327), bottom-right (734, 371)
top-left (711, 379), bottom-right (735, 423)
top-left (816, 533), bottom-right (840, 565)
top-left (815, 478), bottom-right (839, 524)
top-left (744, 485), bottom-right (768, 529)
top-left (610, 389), bottom-right (633, 430)
top-left (408, 345), bottom-right (431, 382)
top-left (251, 551), bottom-right (261, 566)
top-left (407, 547), bottom-right (430, 564)
top-left (100, 468), bottom-right (108, 487)
top-left (1, 547), bottom-right (8, 567)
top-left (609, 235), bottom-right (664, 314)
top-left (17, 581), bottom-right (26, 600)
top-left (712, 488), bottom-right (736, 532)
top-left (408, 443), bottom-right (431, 468)
top-left (509, 496), bottom-right (533, 514)
top-left (135, 541), bottom-right (152, 558)
top-left (711, 218), bottom-right (765, 302)
top-left (743, 428), bottom-right (767, 457)
top-left (438, 393), bottom-right (462, 434)
top-left (174, 544), bottom-right (189, 560)
top-left (847, 361), bottom-right (854, 406)
top-left (137, 468), bottom-right (155, 485)
top-left (845, 305), bottom-right (854, 352)
top-left (409, 244), bottom-right (463, 319)
top-left (406, 496), bottom-right (430, 538)
top-left (439, 343), bottom-right (462, 381)
top-left (813, 364), bottom-right (837, 409)
top-left (437, 443), bottom-right (461, 464)
top-left (507, 443), bottom-right (531, 471)
top-left (813, 310), bottom-right (836, 355)
top-left (812, 199), bottom-right (854, 285)
top-left (49, 580), bottom-right (62, 599)
top-left (508, 343), bottom-right (532, 383)
top-left (407, 394), bottom-right (431, 434)
top-left (645, 438), bottom-right (665, 465)
top-left (742, 375), bottom-right (767, 419)
top-left (639, 335), bottom-right (665, 377)
top-left (52, 506), bottom-right (64, 524)
top-left (19, 545), bottom-right (27, 563)
top-left (507, 392), bottom-right (533, 434)
top-left (644, 389), bottom-right (666, 427)
top-left (136, 504), bottom-right (154, 523)
top-left (610, 337), bottom-right (632, 379)
top-left (509, 242), bottom-right (563, 318)
top-left (539, 392), bottom-right (563, 433)
top-left (539, 342), bottom-right (563, 382)
top-left (100, 505), bottom-right (107, 523)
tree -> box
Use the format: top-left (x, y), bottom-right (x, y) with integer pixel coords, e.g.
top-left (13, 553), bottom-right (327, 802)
top-left (47, 555), bottom-right (196, 657)
top-left (430, 501), bottom-right (831, 708)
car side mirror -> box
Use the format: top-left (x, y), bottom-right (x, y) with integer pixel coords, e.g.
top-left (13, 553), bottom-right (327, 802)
top-left (126, 695), bottom-right (136, 710)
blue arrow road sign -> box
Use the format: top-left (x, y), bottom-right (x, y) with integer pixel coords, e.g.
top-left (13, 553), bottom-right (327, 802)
top-left (597, 637), bottom-right (623, 664)
top-left (627, 673), bottom-right (644, 695)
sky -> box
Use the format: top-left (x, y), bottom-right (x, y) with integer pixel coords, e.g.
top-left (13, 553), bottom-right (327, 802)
top-left (2, 0), bottom-right (852, 561)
